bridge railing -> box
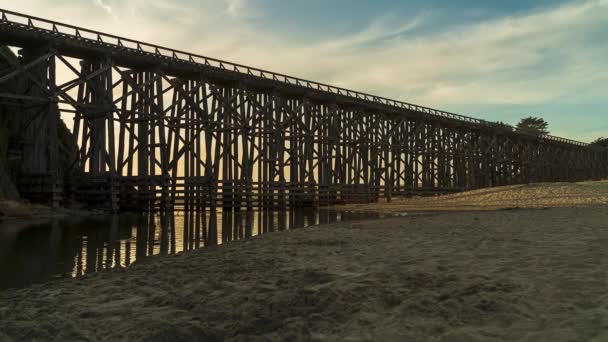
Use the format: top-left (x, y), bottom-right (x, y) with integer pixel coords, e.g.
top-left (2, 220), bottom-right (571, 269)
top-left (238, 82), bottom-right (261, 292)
top-left (0, 8), bottom-right (594, 148)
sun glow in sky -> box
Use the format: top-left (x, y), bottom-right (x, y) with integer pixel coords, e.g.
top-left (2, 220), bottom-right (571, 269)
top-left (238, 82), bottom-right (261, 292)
top-left (1, 0), bottom-right (607, 142)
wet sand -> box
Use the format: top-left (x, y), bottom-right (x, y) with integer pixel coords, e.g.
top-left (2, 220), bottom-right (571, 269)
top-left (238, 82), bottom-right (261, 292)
top-left (1, 183), bottom-right (608, 341)
top-left (0, 200), bottom-right (97, 224)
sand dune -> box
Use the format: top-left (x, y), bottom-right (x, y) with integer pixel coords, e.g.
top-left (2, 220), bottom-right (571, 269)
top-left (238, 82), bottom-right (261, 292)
top-left (1, 183), bottom-right (608, 341)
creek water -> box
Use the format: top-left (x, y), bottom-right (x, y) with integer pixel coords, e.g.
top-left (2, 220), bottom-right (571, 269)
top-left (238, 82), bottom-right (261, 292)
top-left (0, 208), bottom-right (388, 289)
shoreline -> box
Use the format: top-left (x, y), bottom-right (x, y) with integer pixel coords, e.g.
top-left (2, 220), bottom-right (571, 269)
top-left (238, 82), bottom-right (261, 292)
top-left (338, 181), bottom-right (608, 214)
top-left (2, 206), bottom-right (608, 341)
top-left (0, 199), bottom-right (102, 223)
top-left (2, 181), bottom-right (608, 341)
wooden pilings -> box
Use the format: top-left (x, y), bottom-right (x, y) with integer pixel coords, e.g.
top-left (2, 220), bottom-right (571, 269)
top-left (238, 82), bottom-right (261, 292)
top-left (0, 49), bottom-right (607, 212)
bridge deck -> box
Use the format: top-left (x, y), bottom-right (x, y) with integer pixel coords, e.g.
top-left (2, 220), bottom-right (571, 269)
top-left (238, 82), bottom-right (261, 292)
top-left (0, 8), bottom-right (606, 212)
top-left (0, 8), bottom-right (588, 147)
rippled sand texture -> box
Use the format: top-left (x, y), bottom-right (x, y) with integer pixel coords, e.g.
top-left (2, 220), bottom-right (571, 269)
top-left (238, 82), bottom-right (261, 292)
top-left (1, 205), bottom-right (608, 341)
top-left (343, 180), bottom-right (608, 213)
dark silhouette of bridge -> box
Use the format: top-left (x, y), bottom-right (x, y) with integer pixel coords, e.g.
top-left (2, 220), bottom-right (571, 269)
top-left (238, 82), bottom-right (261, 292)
top-left (0, 9), bottom-right (606, 211)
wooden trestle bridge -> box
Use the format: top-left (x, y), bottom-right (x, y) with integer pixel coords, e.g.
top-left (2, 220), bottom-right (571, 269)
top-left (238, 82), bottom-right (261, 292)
top-left (0, 9), bottom-right (606, 211)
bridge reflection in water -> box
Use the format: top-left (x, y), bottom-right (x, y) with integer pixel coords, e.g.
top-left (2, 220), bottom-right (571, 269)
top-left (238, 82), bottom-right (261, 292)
top-left (0, 209), bottom-right (387, 289)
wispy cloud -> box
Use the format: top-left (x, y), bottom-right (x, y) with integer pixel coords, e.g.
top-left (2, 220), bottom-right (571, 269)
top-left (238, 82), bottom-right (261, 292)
top-left (318, 13), bottom-right (428, 51)
top-left (3, 0), bottom-right (607, 140)
top-left (224, 0), bottom-right (247, 18)
top-left (205, 0), bottom-right (607, 114)
top-left (92, 0), bottom-right (114, 17)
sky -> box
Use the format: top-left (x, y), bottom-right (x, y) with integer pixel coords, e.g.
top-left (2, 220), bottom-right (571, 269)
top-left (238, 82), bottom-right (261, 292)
top-left (1, 0), bottom-right (607, 142)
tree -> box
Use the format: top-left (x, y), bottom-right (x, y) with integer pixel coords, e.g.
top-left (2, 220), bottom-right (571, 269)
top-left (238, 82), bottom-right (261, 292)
top-left (590, 137), bottom-right (608, 148)
top-left (516, 116), bottom-right (549, 136)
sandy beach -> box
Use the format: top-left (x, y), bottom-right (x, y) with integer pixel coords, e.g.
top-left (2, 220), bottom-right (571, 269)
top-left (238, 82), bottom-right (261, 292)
top-left (342, 180), bottom-right (608, 213)
top-left (1, 182), bottom-right (608, 341)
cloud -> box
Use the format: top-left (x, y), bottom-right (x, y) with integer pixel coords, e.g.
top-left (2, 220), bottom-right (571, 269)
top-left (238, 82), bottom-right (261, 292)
top-left (317, 13), bottom-right (427, 51)
top-left (168, 0), bottom-right (606, 112)
top-left (313, 0), bottom-right (608, 107)
top-left (224, 0), bottom-right (247, 17)
top-left (93, 0), bottom-right (112, 15)
top-left (6, 0), bottom-right (607, 104)
top-left (3, 0), bottom-right (607, 140)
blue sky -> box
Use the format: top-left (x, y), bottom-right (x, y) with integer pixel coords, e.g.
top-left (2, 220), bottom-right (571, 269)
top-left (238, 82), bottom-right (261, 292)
top-left (2, 0), bottom-right (607, 141)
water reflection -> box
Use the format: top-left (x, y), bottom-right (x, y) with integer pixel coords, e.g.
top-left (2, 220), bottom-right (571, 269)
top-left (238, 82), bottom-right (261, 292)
top-left (0, 209), bottom-right (387, 289)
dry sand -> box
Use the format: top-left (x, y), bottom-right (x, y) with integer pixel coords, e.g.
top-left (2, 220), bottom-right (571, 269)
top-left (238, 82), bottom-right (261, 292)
top-left (342, 181), bottom-right (608, 213)
top-left (1, 182), bottom-right (608, 341)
